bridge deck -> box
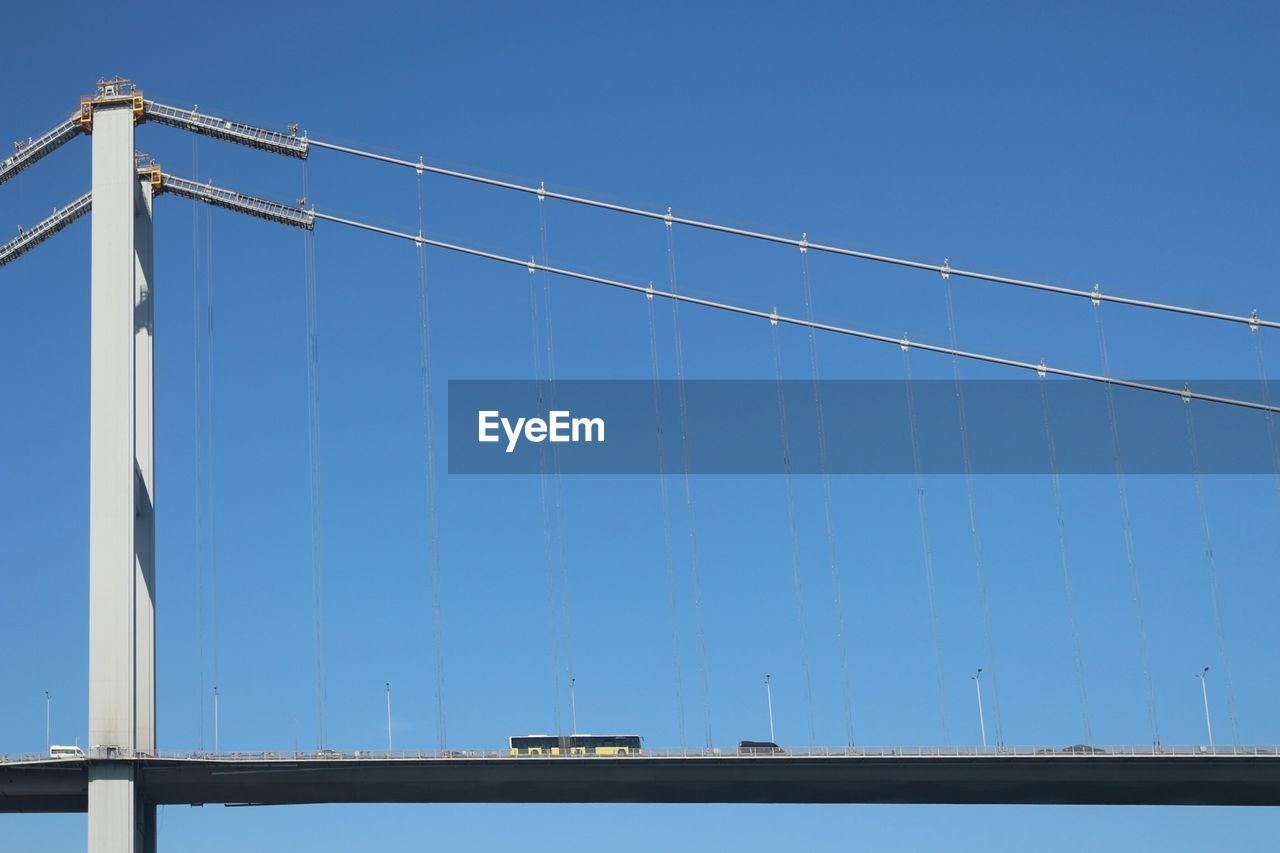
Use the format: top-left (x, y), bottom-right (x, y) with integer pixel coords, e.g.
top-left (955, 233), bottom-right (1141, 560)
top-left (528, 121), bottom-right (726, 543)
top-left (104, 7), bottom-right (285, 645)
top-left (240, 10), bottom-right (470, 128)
top-left (4, 753), bottom-right (1279, 812)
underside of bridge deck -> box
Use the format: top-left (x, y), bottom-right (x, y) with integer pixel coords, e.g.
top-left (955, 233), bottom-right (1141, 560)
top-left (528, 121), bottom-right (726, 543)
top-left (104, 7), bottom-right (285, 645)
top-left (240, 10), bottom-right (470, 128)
top-left (4, 754), bottom-right (1279, 813)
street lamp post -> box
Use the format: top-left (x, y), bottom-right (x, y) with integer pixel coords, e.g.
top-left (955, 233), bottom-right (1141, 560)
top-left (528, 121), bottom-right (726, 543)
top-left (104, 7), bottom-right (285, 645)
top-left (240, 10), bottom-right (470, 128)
top-left (765, 674), bottom-right (775, 743)
top-left (972, 668), bottom-right (988, 749)
top-left (1196, 667), bottom-right (1214, 750)
top-left (569, 677), bottom-right (578, 736)
top-left (213, 686), bottom-right (220, 755)
top-left (385, 682), bottom-right (393, 754)
top-left (44, 691), bottom-right (51, 753)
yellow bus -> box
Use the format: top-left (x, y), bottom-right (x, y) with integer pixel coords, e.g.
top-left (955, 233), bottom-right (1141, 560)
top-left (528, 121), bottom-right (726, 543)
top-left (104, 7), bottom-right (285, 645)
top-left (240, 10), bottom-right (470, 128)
top-left (509, 734), bottom-right (641, 756)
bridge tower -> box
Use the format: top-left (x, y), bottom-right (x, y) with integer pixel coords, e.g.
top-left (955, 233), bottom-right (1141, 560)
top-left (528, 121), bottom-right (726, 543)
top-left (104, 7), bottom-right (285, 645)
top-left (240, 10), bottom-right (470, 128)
top-left (84, 78), bottom-right (157, 853)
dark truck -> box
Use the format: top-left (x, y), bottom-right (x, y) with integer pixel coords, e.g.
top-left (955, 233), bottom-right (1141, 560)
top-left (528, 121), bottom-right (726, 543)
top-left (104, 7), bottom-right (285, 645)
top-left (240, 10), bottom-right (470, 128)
top-left (737, 740), bottom-right (784, 755)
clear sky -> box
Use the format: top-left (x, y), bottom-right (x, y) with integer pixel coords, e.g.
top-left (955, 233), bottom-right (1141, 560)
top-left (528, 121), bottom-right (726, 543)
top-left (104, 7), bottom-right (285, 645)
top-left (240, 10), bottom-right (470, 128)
top-left (3, 0), bottom-right (1280, 849)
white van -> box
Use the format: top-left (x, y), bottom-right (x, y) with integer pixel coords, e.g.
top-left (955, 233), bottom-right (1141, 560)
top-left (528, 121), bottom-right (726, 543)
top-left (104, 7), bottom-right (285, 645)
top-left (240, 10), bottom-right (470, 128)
top-left (49, 745), bottom-right (84, 759)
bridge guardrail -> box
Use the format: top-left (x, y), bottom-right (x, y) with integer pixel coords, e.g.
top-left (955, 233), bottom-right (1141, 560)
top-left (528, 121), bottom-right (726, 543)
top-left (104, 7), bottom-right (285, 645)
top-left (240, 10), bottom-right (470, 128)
top-left (6, 744), bottom-right (1277, 764)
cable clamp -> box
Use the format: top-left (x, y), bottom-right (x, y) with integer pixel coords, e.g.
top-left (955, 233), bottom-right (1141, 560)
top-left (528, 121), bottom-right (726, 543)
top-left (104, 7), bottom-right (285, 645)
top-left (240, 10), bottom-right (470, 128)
top-left (899, 332), bottom-right (910, 352)
top-left (646, 281), bottom-right (655, 300)
top-left (940, 258), bottom-right (950, 280)
top-left (537, 181), bottom-right (546, 202)
top-left (769, 307), bottom-right (779, 327)
top-left (665, 207), bottom-right (674, 228)
top-left (1036, 359), bottom-right (1047, 379)
top-left (416, 156), bottom-right (425, 177)
top-left (1250, 308), bottom-right (1260, 333)
top-left (1091, 283), bottom-right (1102, 306)
top-left (527, 257), bottom-right (537, 274)
top-left (799, 232), bottom-right (809, 254)
top-left (1181, 383), bottom-right (1192, 404)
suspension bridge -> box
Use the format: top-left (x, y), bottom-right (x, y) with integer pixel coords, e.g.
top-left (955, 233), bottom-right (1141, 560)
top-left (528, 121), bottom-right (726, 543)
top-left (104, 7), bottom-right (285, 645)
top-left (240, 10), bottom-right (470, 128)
top-left (2, 78), bottom-right (1279, 851)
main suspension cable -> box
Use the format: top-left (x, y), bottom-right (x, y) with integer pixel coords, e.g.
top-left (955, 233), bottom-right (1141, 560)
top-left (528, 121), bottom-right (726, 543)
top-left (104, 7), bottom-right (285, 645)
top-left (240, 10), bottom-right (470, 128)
top-left (308, 211), bottom-right (1280, 415)
top-left (306, 139), bottom-right (1279, 332)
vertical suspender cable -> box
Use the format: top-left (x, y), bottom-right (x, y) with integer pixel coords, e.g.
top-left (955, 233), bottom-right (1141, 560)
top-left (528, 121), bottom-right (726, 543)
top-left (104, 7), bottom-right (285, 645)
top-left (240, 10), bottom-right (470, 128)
top-left (942, 274), bottom-right (1005, 746)
top-left (537, 193), bottom-right (576, 721)
top-left (206, 200), bottom-right (220, 732)
top-left (191, 136), bottom-right (205, 752)
top-left (902, 344), bottom-right (952, 744)
top-left (666, 218), bottom-right (714, 748)
top-left (415, 169), bottom-right (448, 751)
top-left (1183, 393), bottom-right (1240, 747)
top-left (1038, 372), bottom-right (1092, 743)
top-left (1252, 328), bottom-right (1280, 737)
top-left (798, 240), bottom-right (855, 746)
top-left (530, 198), bottom-right (562, 736)
top-left (647, 286), bottom-right (687, 749)
top-left (1252, 322), bottom-right (1280, 503)
top-left (302, 163), bottom-right (328, 749)
top-left (1093, 301), bottom-right (1160, 746)
top-left (771, 320), bottom-right (817, 748)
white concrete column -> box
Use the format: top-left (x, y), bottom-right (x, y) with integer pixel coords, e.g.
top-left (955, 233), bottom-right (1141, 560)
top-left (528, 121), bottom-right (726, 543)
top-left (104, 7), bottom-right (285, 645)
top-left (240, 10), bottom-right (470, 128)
top-left (87, 99), bottom-right (155, 853)
top-left (134, 175), bottom-right (157, 853)
top-left (134, 177), bottom-right (155, 758)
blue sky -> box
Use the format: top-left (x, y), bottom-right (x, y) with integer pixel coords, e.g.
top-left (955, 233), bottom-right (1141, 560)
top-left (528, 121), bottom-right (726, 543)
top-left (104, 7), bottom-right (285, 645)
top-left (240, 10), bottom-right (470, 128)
top-left (3, 0), bottom-right (1280, 849)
